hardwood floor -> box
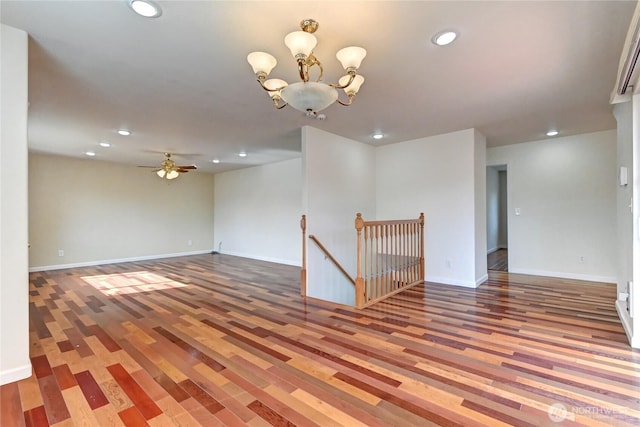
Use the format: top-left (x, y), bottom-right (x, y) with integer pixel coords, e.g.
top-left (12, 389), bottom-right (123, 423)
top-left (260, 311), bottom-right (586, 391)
top-left (488, 249), bottom-right (508, 271)
top-left (2, 254), bottom-right (639, 426)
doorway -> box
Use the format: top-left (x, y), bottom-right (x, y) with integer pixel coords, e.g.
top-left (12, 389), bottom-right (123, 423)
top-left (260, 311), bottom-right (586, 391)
top-left (487, 165), bottom-right (508, 271)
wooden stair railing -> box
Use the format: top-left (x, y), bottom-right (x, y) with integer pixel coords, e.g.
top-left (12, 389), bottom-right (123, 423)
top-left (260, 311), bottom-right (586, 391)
top-left (301, 213), bottom-right (424, 309)
top-left (300, 214), bottom-right (307, 296)
top-left (308, 235), bottom-right (356, 286)
top-left (355, 213), bottom-right (424, 308)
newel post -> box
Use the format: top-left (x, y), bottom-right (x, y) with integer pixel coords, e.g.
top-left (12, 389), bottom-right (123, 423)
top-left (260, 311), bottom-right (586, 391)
top-left (355, 213), bottom-right (365, 308)
top-left (419, 212), bottom-right (425, 281)
top-left (300, 214), bottom-right (307, 296)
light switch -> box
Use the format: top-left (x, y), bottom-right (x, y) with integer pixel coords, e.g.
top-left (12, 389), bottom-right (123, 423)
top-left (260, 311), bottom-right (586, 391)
top-left (515, 208), bottom-right (521, 216)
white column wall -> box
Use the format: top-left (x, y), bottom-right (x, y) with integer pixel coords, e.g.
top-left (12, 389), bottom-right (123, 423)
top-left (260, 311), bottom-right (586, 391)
top-left (1, 24), bottom-right (31, 385)
top-left (474, 130), bottom-right (488, 282)
top-left (376, 129), bottom-right (486, 287)
top-left (302, 126), bottom-right (376, 305)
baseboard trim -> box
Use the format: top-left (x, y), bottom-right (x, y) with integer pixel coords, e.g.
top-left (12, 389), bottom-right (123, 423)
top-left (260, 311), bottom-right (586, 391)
top-left (508, 268), bottom-right (615, 284)
top-left (0, 363), bottom-right (32, 386)
top-left (29, 250), bottom-right (214, 272)
top-left (476, 274), bottom-right (489, 286)
top-left (220, 250), bottom-right (301, 267)
top-left (616, 300), bottom-right (639, 349)
top-left (487, 247), bottom-right (498, 255)
top-left (425, 275), bottom-right (480, 288)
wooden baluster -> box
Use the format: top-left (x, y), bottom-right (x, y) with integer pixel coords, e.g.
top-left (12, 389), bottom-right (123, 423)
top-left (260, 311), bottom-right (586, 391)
top-left (401, 223), bottom-right (409, 286)
top-left (389, 224), bottom-right (398, 288)
top-left (376, 224), bottom-right (380, 301)
top-left (364, 225), bottom-right (369, 303)
top-left (300, 214), bottom-right (306, 296)
top-left (416, 220), bottom-right (420, 281)
top-left (412, 221), bottom-right (417, 283)
top-left (419, 213), bottom-right (425, 281)
top-left (355, 213), bottom-right (365, 307)
top-left (384, 224), bottom-right (388, 296)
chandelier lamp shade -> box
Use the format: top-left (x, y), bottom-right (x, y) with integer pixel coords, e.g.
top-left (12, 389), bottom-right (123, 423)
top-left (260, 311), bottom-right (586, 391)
top-left (247, 19), bottom-right (367, 114)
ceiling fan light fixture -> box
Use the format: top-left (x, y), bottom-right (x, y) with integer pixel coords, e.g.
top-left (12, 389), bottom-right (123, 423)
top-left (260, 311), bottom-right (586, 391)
top-left (128, 0), bottom-right (162, 18)
top-left (432, 30), bottom-right (457, 46)
top-left (166, 170), bottom-right (179, 180)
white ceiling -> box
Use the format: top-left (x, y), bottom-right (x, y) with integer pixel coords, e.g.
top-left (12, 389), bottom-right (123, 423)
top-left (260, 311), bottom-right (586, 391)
top-left (1, 1), bottom-right (635, 174)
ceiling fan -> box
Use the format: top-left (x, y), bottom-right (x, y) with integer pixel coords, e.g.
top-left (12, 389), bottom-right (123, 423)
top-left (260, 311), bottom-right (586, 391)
top-left (139, 153), bottom-right (197, 180)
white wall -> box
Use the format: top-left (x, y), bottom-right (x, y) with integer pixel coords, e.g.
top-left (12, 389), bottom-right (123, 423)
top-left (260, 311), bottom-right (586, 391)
top-left (1, 25), bottom-right (31, 385)
top-left (473, 131), bottom-right (487, 280)
top-left (498, 171), bottom-right (508, 248)
top-left (213, 157), bottom-right (302, 265)
top-left (486, 167), bottom-right (499, 252)
top-left (376, 129), bottom-right (487, 287)
top-left (487, 130), bottom-right (617, 282)
top-left (303, 126), bottom-right (376, 305)
top-left (29, 153), bottom-right (215, 270)
top-left (614, 101), bottom-right (632, 299)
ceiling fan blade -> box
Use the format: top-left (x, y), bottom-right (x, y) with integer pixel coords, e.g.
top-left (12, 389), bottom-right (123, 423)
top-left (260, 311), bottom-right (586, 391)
top-left (176, 165), bottom-right (197, 170)
top-left (137, 165), bottom-right (159, 168)
top-left (175, 168), bottom-right (191, 173)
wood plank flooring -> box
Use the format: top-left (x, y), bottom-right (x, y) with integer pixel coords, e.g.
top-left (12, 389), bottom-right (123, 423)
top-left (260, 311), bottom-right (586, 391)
top-left (488, 249), bottom-right (508, 271)
top-left (2, 253), bottom-right (639, 426)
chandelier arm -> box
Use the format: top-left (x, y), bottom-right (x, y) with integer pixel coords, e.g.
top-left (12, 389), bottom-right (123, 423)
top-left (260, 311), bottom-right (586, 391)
top-left (272, 99), bottom-right (288, 109)
top-left (336, 94), bottom-right (355, 106)
top-left (257, 78), bottom-right (287, 92)
top-left (297, 59), bottom-right (309, 82)
top-left (330, 72), bottom-right (355, 89)
top-left (306, 54), bottom-right (324, 82)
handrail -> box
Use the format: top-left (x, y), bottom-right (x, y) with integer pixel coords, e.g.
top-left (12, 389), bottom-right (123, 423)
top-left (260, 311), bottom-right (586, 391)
top-left (308, 235), bottom-right (356, 286)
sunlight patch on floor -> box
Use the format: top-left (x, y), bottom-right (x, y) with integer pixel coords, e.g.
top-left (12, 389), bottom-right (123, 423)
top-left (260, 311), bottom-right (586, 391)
top-left (82, 271), bottom-right (187, 296)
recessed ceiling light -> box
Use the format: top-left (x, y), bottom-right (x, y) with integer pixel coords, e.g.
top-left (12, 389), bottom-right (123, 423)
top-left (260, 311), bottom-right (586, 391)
top-left (128, 0), bottom-right (162, 18)
top-left (99, 141), bottom-right (111, 148)
top-left (432, 31), bottom-right (457, 46)
top-left (85, 151), bottom-right (96, 157)
top-left (117, 129), bottom-right (131, 136)
top-left (372, 132), bottom-right (384, 140)
top-left (238, 151), bottom-right (248, 158)
top-left (546, 130), bottom-right (559, 137)
top-left (212, 159), bottom-right (220, 164)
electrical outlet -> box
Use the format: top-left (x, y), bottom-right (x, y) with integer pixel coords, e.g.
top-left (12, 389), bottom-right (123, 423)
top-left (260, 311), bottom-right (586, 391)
top-left (58, 249), bottom-right (64, 257)
top-left (578, 256), bottom-right (585, 264)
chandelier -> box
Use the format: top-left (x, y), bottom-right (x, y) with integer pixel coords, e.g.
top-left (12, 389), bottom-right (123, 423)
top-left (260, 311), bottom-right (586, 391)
top-left (247, 19), bottom-right (367, 115)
